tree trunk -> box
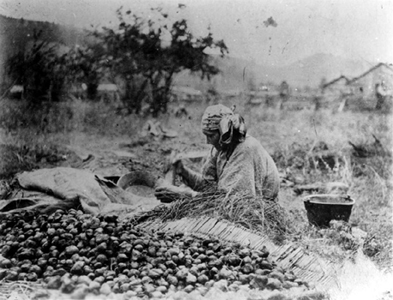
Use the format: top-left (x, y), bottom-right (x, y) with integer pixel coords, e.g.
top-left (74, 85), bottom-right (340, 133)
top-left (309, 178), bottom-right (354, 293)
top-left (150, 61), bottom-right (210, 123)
top-left (149, 72), bottom-right (163, 117)
top-left (133, 79), bottom-right (149, 114)
top-left (151, 89), bottom-right (161, 117)
top-left (86, 83), bottom-right (98, 100)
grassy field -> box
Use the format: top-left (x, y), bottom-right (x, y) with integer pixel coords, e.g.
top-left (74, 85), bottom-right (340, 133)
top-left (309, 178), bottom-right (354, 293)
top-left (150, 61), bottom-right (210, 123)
top-left (170, 100), bottom-right (393, 269)
top-left (1, 96), bottom-right (392, 297)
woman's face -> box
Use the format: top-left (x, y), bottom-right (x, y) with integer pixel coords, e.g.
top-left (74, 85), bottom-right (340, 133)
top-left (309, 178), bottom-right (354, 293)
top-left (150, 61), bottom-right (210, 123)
top-left (203, 130), bottom-right (221, 151)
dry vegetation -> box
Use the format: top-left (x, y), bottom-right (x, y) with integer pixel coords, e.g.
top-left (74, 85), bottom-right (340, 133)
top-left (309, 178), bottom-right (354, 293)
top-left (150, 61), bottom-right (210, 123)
top-left (1, 96), bottom-right (392, 274)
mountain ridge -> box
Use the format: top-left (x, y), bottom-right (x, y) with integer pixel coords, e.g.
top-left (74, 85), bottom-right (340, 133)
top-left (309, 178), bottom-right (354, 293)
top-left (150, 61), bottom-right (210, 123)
top-left (174, 53), bottom-right (378, 91)
top-left (0, 14), bottom-right (381, 89)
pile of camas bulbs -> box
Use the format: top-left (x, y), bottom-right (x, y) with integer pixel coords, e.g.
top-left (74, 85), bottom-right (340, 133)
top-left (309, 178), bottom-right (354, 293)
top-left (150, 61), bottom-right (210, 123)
top-left (0, 209), bottom-right (311, 298)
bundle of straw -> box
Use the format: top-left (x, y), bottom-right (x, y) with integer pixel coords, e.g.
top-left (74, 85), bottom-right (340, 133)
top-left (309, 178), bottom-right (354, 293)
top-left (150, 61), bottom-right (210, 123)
top-left (131, 188), bottom-right (291, 242)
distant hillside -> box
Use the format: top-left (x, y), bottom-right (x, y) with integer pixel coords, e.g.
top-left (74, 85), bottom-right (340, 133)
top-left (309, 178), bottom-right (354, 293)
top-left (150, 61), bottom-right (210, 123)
top-left (0, 14), bottom-right (86, 50)
top-left (0, 14), bottom-right (86, 81)
top-left (174, 53), bottom-right (378, 90)
top-left (1, 14), bottom-right (380, 91)
top-left (282, 53), bottom-right (374, 87)
top-left (173, 56), bottom-right (281, 93)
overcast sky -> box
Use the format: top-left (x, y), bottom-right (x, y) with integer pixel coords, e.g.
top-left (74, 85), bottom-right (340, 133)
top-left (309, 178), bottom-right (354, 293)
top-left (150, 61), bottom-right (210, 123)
top-left (1, 0), bottom-right (392, 66)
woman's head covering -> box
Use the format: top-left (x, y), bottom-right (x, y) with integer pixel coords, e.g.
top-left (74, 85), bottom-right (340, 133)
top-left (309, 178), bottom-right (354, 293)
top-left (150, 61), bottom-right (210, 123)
top-left (201, 104), bottom-right (233, 131)
top-left (201, 104), bottom-right (247, 145)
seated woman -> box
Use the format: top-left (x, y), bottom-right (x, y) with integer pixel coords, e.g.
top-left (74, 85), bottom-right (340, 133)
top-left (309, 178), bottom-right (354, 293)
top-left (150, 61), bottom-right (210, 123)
top-left (155, 104), bottom-right (280, 202)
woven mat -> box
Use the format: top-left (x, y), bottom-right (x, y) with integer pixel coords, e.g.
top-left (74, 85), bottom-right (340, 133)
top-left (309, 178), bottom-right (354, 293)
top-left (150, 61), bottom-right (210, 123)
top-left (137, 216), bottom-right (340, 291)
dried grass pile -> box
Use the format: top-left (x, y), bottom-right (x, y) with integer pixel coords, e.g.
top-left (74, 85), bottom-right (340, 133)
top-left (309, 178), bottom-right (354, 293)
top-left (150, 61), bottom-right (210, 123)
top-left (132, 189), bottom-right (292, 243)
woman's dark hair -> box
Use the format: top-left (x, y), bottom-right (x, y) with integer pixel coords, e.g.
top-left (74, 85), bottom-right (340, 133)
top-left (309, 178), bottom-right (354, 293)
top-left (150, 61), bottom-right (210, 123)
top-left (221, 126), bottom-right (246, 159)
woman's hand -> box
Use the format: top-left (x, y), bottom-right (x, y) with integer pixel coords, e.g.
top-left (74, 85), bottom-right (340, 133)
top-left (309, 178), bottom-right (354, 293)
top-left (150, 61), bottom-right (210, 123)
top-left (155, 185), bottom-right (178, 203)
top-left (154, 183), bottom-right (198, 203)
top-left (163, 153), bottom-right (184, 178)
top-left (169, 152), bottom-right (185, 175)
